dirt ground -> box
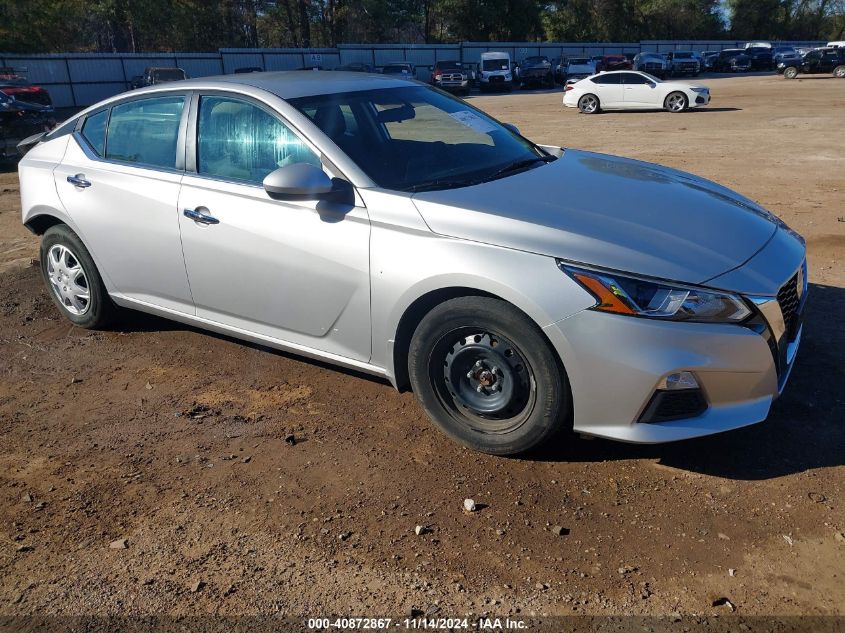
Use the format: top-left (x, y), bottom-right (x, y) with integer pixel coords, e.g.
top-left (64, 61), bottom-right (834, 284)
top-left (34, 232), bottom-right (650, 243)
top-left (0, 73), bottom-right (843, 625)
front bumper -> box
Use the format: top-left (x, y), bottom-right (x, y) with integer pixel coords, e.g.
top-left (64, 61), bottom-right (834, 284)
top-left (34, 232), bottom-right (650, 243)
top-left (543, 272), bottom-right (804, 443)
top-left (435, 79), bottom-right (469, 92)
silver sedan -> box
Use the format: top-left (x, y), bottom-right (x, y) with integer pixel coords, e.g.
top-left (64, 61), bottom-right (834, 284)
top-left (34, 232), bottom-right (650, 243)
top-left (18, 71), bottom-right (806, 455)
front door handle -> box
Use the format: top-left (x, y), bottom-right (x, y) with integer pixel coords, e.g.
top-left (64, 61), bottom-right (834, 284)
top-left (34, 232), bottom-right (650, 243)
top-left (67, 174), bottom-right (91, 188)
top-left (183, 207), bottom-right (220, 225)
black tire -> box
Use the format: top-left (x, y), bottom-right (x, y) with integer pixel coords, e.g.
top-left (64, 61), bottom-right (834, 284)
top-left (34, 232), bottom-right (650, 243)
top-left (577, 93), bottom-right (600, 114)
top-left (784, 66), bottom-right (798, 79)
top-left (664, 91), bottom-right (688, 112)
top-left (834, 65), bottom-right (845, 79)
top-left (408, 296), bottom-right (570, 456)
top-left (39, 224), bottom-right (116, 329)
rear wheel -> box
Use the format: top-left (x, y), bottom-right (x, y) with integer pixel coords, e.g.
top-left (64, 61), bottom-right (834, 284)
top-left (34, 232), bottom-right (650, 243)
top-left (408, 297), bottom-right (570, 456)
top-left (39, 224), bottom-right (115, 329)
top-left (834, 65), bottom-right (845, 78)
top-left (578, 93), bottom-right (600, 114)
top-left (784, 66), bottom-right (799, 79)
top-left (664, 91), bottom-right (688, 112)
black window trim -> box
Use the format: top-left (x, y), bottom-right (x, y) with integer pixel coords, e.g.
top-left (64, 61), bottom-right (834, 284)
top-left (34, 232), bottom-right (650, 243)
top-left (72, 90), bottom-right (191, 175)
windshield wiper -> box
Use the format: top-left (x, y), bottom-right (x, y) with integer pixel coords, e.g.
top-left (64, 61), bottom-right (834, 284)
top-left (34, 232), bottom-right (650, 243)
top-left (482, 154), bottom-right (555, 183)
top-left (405, 178), bottom-right (483, 193)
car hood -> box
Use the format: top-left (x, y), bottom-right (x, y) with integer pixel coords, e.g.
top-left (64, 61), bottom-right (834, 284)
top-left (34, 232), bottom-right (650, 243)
top-left (411, 149), bottom-right (782, 286)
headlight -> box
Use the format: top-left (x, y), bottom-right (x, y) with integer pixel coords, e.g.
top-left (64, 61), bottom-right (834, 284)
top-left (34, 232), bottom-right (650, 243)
top-left (505, 73), bottom-right (512, 80)
top-left (560, 264), bottom-right (751, 323)
top-left (691, 87), bottom-right (708, 94)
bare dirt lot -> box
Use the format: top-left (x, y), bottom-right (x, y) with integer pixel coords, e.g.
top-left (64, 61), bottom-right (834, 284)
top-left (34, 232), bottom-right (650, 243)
top-left (0, 74), bottom-right (843, 624)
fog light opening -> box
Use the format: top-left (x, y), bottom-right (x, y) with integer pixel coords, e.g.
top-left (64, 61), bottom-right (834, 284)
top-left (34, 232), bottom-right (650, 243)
top-left (657, 371), bottom-right (699, 391)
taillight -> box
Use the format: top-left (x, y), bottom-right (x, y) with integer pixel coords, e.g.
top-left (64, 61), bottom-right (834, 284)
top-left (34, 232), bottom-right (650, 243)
top-left (565, 84), bottom-right (574, 91)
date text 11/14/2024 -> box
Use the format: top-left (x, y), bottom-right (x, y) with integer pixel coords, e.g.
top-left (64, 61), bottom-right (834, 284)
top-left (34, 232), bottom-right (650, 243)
top-left (306, 617), bottom-right (528, 629)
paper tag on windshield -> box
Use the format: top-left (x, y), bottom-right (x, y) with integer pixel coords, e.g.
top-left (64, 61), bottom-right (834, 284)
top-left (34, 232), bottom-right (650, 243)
top-left (448, 111), bottom-right (497, 134)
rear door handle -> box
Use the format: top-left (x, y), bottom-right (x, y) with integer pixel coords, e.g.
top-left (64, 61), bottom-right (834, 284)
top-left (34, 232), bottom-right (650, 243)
top-left (67, 174), bottom-right (91, 188)
top-left (183, 207), bottom-right (220, 225)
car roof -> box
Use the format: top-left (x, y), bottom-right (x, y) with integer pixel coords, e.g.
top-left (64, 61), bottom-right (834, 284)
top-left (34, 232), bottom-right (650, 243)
top-left (131, 71), bottom-right (416, 100)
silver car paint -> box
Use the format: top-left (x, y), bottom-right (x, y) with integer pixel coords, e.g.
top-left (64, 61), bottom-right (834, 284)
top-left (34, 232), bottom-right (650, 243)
top-left (19, 72), bottom-right (806, 444)
top-left (412, 149), bottom-right (784, 290)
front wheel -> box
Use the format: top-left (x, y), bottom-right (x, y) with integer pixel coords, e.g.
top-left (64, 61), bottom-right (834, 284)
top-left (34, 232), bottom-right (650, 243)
top-left (578, 93), bottom-right (600, 114)
top-left (408, 297), bottom-right (570, 456)
top-left (40, 224), bottom-right (116, 329)
top-left (833, 65), bottom-right (845, 78)
top-left (784, 66), bottom-right (799, 79)
top-left (664, 91), bottom-right (688, 112)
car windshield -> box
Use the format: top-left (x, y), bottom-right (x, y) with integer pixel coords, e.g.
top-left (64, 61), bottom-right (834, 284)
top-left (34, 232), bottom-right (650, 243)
top-left (524, 57), bottom-right (548, 64)
top-left (0, 76), bottom-right (28, 86)
top-left (436, 61), bottom-right (461, 70)
top-left (289, 85), bottom-right (549, 193)
top-left (639, 72), bottom-right (662, 83)
top-left (674, 52), bottom-right (694, 58)
top-left (482, 59), bottom-right (509, 70)
top-left (569, 58), bottom-right (589, 65)
top-left (383, 65), bottom-right (410, 74)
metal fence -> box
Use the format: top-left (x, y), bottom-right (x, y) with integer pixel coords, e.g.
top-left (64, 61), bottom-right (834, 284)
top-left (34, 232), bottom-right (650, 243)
top-left (1, 40), bottom-right (826, 109)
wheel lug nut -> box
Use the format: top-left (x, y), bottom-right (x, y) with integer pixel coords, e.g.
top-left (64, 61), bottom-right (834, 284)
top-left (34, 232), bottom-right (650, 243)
top-left (466, 371), bottom-right (473, 379)
top-left (476, 385), bottom-right (484, 393)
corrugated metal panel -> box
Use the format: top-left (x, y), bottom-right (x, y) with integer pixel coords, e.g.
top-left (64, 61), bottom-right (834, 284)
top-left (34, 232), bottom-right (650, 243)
top-left (405, 48), bottom-right (435, 67)
top-left (176, 57), bottom-right (223, 77)
top-left (1, 58), bottom-right (69, 83)
top-left (374, 49), bottom-right (406, 66)
top-left (264, 53), bottom-right (306, 70)
top-left (434, 47), bottom-right (461, 62)
top-left (67, 58), bottom-right (124, 83)
top-left (73, 82), bottom-right (126, 106)
top-left (338, 48), bottom-right (374, 64)
top-left (221, 53), bottom-right (264, 73)
top-left (42, 84), bottom-right (74, 109)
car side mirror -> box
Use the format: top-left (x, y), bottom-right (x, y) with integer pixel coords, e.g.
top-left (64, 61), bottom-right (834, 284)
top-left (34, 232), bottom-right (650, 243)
top-left (502, 123), bottom-right (520, 135)
top-left (263, 163), bottom-right (334, 199)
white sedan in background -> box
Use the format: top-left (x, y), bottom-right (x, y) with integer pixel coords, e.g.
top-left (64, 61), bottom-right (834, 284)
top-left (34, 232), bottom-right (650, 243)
top-left (564, 70), bottom-right (710, 113)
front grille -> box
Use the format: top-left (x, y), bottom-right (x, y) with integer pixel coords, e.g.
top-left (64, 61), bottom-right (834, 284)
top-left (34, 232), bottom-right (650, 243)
top-left (490, 75), bottom-right (504, 83)
top-left (639, 389), bottom-right (708, 423)
top-left (440, 73), bottom-right (463, 81)
top-left (643, 63), bottom-right (663, 72)
top-left (777, 271), bottom-right (800, 341)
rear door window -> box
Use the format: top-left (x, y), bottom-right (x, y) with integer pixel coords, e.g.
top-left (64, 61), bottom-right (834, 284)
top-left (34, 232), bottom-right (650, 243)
top-left (81, 109), bottom-right (108, 156)
top-left (105, 95), bottom-right (185, 169)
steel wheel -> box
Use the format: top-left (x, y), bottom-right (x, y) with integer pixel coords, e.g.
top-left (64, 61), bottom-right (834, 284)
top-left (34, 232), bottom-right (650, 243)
top-left (432, 329), bottom-right (537, 434)
top-left (578, 94), bottom-right (599, 114)
top-left (784, 67), bottom-right (798, 79)
top-left (834, 65), bottom-right (845, 78)
top-left (46, 244), bottom-right (90, 316)
top-left (665, 92), bottom-right (687, 112)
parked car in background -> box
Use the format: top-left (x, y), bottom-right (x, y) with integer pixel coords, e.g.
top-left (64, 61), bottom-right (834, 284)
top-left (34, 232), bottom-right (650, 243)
top-left (518, 55), bottom-right (554, 88)
top-left (0, 68), bottom-right (53, 107)
top-left (234, 67), bottom-right (263, 74)
top-left (713, 49), bottom-right (752, 73)
top-left (335, 62), bottom-right (374, 73)
top-left (565, 57), bottom-right (597, 81)
top-left (827, 41), bottom-right (845, 48)
top-left (701, 51), bottom-right (720, 70)
top-left (633, 52), bottom-right (669, 78)
top-left (0, 91), bottom-right (54, 160)
top-left (478, 51), bottom-right (514, 92)
top-left (597, 54), bottom-right (632, 72)
top-left (381, 62), bottom-right (415, 77)
top-left (666, 51), bottom-right (700, 76)
top-left (549, 57), bottom-right (567, 84)
top-left (744, 46), bottom-right (775, 70)
top-left (782, 47), bottom-right (845, 78)
top-left (429, 60), bottom-right (470, 95)
top-left (774, 48), bottom-right (803, 73)
top-left (129, 67), bottom-right (187, 89)
top-left (772, 45), bottom-right (798, 64)
top-left (564, 70), bottom-right (710, 114)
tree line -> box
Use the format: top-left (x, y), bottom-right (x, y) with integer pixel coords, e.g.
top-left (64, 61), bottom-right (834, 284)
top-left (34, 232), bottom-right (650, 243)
top-left (1, 0), bottom-right (843, 54)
